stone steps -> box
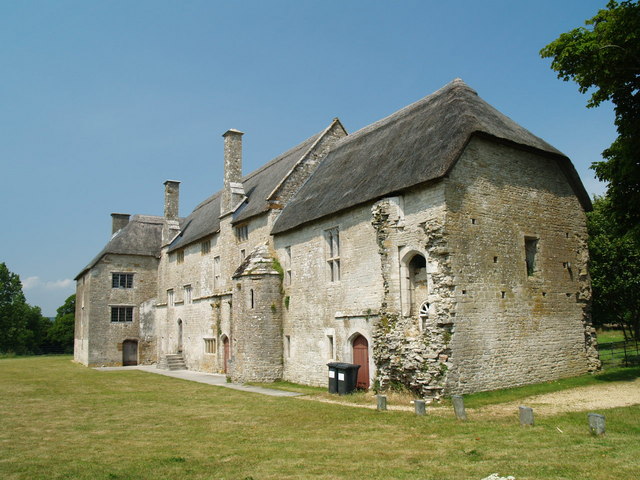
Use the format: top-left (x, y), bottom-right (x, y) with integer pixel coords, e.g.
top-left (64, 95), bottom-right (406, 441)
top-left (157, 353), bottom-right (186, 371)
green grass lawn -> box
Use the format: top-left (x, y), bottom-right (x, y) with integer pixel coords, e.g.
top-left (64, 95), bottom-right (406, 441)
top-left (1, 356), bottom-right (638, 480)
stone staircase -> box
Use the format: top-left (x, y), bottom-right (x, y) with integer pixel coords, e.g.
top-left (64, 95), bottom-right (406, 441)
top-left (157, 353), bottom-right (187, 371)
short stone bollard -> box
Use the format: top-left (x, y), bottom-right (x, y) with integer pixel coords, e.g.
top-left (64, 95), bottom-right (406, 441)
top-left (377, 394), bottom-right (387, 411)
top-left (452, 395), bottom-right (467, 420)
top-left (588, 413), bottom-right (606, 435)
top-left (519, 406), bottom-right (534, 426)
top-left (414, 399), bottom-right (426, 416)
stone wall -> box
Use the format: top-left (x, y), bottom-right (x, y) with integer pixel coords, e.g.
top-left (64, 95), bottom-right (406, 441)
top-left (443, 136), bottom-right (599, 394)
top-left (274, 205), bottom-right (384, 387)
top-left (75, 253), bottom-right (158, 366)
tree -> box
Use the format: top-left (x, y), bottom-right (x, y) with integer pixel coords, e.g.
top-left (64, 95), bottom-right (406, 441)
top-left (0, 262), bottom-right (50, 354)
top-left (540, 1), bottom-right (640, 238)
top-left (47, 294), bottom-right (75, 354)
top-left (588, 196), bottom-right (640, 339)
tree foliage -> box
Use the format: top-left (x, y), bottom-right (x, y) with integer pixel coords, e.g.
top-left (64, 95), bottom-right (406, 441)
top-left (47, 294), bottom-right (76, 353)
top-left (0, 262), bottom-right (50, 354)
top-left (588, 196), bottom-right (640, 339)
top-left (540, 1), bottom-right (640, 238)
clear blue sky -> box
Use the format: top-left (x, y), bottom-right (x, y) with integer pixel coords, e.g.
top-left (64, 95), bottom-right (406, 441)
top-left (0, 0), bottom-right (614, 316)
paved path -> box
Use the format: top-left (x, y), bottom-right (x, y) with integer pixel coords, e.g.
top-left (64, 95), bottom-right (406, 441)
top-left (94, 365), bottom-right (303, 397)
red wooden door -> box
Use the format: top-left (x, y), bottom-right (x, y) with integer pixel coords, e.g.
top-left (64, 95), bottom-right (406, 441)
top-left (352, 335), bottom-right (369, 389)
top-left (223, 337), bottom-right (230, 374)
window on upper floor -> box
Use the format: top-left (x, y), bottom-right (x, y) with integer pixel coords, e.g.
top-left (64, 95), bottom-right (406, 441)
top-left (325, 228), bottom-right (340, 282)
top-left (235, 224), bottom-right (248, 243)
top-left (112, 273), bottom-right (133, 289)
top-left (184, 285), bottom-right (192, 304)
top-left (284, 246), bottom-right (292, 286)
top-left (201, 239), bottom-right (211, 255)
top-left (111, 306), bottom-right (133, 323)
top-left (525, 236), bottom-right (539, 277)
top-left (176, 249), bottom-right (185, 265)
top-left (213, 256), bottom-right (221, 288)
top-left (167, 289), bottom-right (174, 307)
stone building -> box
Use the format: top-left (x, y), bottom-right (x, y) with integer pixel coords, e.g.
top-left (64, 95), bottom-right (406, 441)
top-left (75, 79), bottom-right (599, 396)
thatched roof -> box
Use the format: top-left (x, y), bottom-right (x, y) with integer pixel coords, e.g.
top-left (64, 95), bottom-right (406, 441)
top-left (271, 79), bottom-right (591, 234)
top-left (167, 123), bottom-right (336, 252)
top-left (75, 215), bottom-right (164, 279)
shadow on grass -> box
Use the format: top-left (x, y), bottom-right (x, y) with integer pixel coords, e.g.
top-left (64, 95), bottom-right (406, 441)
top-left (594, 366), bottom-right (640, 382)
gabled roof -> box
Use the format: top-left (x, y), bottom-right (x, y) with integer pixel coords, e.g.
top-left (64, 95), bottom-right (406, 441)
top-left (75, 215), bottom-right (164, 279)
top-left (168, 122), bottom-right (337, 252)
top-left (271, 79), bottom-right (591, 234)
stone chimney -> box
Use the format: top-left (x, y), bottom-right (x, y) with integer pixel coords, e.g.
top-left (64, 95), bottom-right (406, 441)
top-left (111, 213), bottom-right (130, 235)
top-left (221, 129), bottom-right (245, 215)
top-left (163, 180), bottom-right (181, 245)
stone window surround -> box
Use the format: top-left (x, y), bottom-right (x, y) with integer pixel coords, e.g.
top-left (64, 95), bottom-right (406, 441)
top-left (284, 246), bottom-right (292, 286)
top-left (167, 289), bottom-right (174, 307)
top-left (184, 285), bottom-right (192, 304)
top-left (524, 235), bottom-right (539, 277)
top-left (110, 305), bottom-right (134, 323)
top-left (204, 337), bottom-right (216, 354)
top-left (176, 249), bottom-right (185, 265)
top-left (111, 272), bottom-right (133, 289)
top-left (325, 227), bottom-right (340, 282)
top-left (398, 246), bottom-right (430, 317)
top-left (201, 239), bottom-right (211, 255)
top-left (235, 224), bottom-right (249, 243)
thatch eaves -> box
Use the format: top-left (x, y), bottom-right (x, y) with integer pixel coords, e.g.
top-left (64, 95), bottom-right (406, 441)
top-left (75, 215), bottom-right (164, 280)
top-left (271, 79), bottom-right (591, 235)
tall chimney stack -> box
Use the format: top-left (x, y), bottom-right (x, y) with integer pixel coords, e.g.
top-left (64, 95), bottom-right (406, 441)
top-left (163, 180), bottom-right (181, 245)
top-left (111, 213), bottom-right (130, 235)
top-left (164, 180), bottom-right (180, 220)
top-left (221, 129), bottom-right (245, 214)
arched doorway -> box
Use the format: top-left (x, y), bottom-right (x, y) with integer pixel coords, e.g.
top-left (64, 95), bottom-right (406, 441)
top-left (122, 339), bottom-right (138, 366)
top-left (177, 319), bottom-right (183, 353)
top-left (408, 254), bottom-right (427, 316)
top-left (352, 335), bottom-right (369, 389)
top-left (222, 336), bottom-right (230, 374)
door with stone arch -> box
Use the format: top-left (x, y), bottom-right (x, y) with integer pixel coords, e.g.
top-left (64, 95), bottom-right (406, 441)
top-left (222, 336), bottom-right (230, 374)
top-left (122, 339), bottom-right (138, 366)
top-left (352, 334), bottom-right (369, 389)
top-left (177, 319), bottom-right (183, 353)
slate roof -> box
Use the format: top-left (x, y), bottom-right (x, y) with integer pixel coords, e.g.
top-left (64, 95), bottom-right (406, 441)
top-left (271, 79), bottom-right (591, 234)
top-left (75, 215), bottom-right (164, 279)
top-left (167, 126), bottom-right (330, 252)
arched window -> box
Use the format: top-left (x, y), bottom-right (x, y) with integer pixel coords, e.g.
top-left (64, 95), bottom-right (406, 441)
top-left (408, 254), bottom-right (427, 316)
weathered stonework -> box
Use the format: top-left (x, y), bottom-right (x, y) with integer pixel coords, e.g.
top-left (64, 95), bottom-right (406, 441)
top-left (76, 80), bottom-right (598, 396)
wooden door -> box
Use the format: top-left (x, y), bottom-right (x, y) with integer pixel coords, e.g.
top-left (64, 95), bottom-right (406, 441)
top-left (223, 337), bottom-right (230, 374)
top-left (122, 340), bottom-right (138, 366)
top-left (352, 335), bottom-right (369, 389)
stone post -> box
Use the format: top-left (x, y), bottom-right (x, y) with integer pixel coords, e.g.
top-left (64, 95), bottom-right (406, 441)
top-left (414, 399), bottom-right (426, 416)
top-left (452, 395), bottom-right (467, 420)
top-left (377, 394), bottom-right (387, 411)
top-left (588, 413), bottom-right (605, 435)
top-left (519, 406), bottom-right (534, 426)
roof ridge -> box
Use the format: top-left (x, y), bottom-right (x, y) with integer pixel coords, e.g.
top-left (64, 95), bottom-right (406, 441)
top-left (331, 78), bottom-right (476, 152)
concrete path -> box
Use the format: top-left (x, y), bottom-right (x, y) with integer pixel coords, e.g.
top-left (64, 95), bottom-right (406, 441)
top-left (94, 365), bottom-right (303, 397)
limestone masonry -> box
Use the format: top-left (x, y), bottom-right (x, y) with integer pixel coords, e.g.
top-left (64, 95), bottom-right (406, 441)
top-left (74, 79), bottom-right (599, 397)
